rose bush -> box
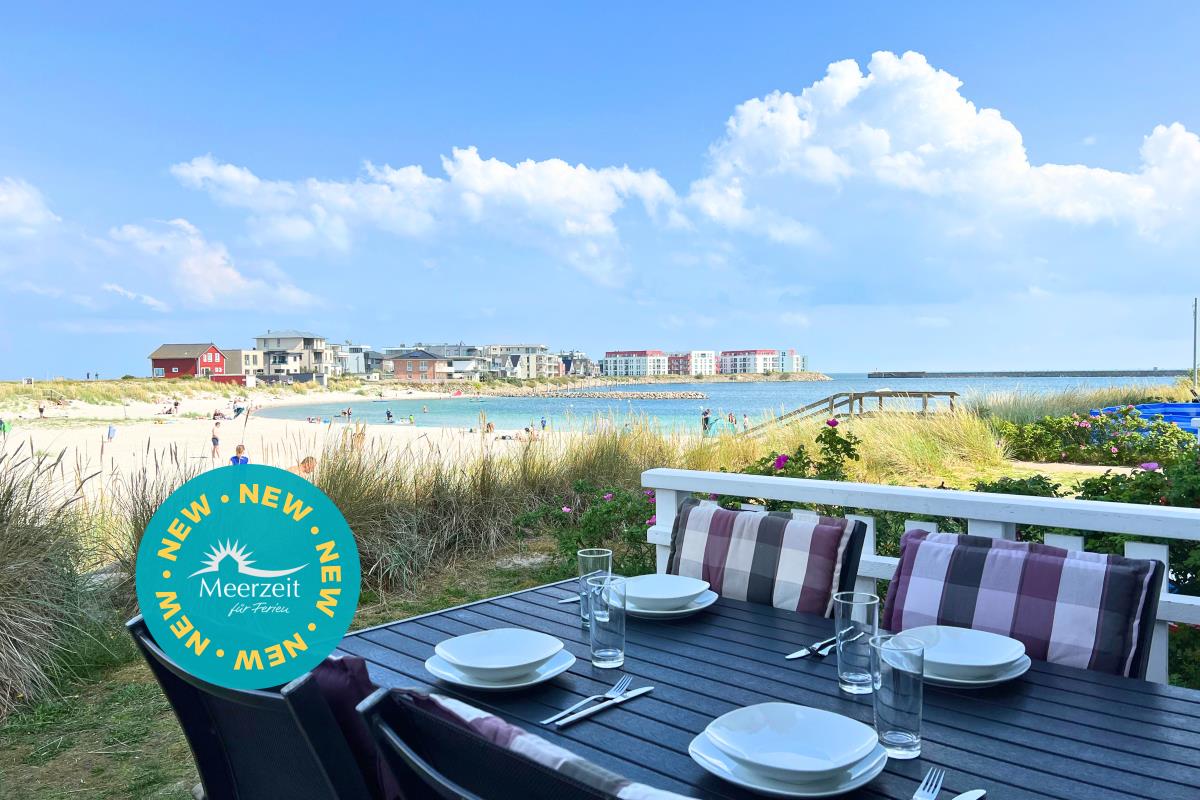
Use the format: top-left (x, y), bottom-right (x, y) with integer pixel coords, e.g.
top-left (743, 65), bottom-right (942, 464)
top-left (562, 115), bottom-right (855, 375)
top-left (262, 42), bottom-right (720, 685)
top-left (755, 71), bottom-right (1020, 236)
top-left (996, 406), bottom-right (1197, 466)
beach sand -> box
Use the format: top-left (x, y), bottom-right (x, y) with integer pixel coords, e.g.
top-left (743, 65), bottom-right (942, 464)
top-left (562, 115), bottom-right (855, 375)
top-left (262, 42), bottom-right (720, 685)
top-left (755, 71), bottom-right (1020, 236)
top-left (1, 387), bottom-right (538, 489)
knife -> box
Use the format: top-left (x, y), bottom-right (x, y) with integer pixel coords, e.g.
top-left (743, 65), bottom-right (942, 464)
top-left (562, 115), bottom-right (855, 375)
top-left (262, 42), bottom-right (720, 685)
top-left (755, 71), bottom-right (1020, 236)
top-left (785, 626), bottom-right (854, 659)
top-left (557, 596), bottom-right (581, 604)
top-left (555, 686), bottom-right (654, 728)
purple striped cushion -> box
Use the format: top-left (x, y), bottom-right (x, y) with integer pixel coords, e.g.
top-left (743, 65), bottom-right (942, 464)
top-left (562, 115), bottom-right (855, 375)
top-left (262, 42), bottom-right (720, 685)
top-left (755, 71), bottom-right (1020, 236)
top-left (667, 499), bottom-right (862, 616)
top-left (401, 690), bottom-right (693, 799)
top-left (882, 530), bottom-right (1158, 677)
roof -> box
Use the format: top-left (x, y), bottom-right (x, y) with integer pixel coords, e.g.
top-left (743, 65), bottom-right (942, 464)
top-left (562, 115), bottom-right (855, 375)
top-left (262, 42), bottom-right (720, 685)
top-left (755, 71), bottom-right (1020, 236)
top-left (255, 329), bottom-right (323, 339)
top-left (388, 349), bottom-right (444, 360)
top-left (148, 343), bottom-right (219, 360)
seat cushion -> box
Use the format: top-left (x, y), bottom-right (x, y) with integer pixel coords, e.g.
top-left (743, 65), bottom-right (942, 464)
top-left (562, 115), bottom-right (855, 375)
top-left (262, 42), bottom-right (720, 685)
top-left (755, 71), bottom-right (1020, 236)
top-left (311, 657), bottom-right (403, 800)
top-left (666, 498), bottom-right (864, 616)
top-left (882, 530), bottom-right (1159, 677)
top-left (397, 690), bottom-right (693, 799)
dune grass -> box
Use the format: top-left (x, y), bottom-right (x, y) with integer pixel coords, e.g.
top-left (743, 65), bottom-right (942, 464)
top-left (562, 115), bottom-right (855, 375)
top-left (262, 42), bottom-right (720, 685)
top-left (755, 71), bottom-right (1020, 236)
top-left (964, 383), bottom-right (1190, 426)
top-left (0, 376), bottom-right (367, 411)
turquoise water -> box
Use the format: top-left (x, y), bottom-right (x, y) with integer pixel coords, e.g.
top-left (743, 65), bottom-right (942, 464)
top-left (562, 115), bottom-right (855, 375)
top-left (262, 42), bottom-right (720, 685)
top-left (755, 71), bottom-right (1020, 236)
top-left (256, 374), bottom-right (1177, 432)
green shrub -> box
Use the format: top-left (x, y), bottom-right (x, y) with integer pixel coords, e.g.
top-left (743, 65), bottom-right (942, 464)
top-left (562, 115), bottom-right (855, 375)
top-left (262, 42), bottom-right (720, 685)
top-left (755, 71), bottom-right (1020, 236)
top-left (997, 407), bottom-right (1197, 466)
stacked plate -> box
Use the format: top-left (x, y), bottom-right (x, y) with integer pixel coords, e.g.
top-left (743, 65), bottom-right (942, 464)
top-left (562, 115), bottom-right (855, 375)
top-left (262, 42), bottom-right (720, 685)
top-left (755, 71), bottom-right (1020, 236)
top-left (902, 625), bottom-right (1030, 688)
top-left (689, 703), bottom-right (887, 797)
top-left (425, 628), bottom-right (575, 690)
top-left (625, 574), bottom-right (717, 619)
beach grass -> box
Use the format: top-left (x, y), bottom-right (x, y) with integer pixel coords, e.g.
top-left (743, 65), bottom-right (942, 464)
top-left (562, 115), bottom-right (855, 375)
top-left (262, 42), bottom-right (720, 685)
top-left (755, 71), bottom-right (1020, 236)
top-left (964, 382), bottom-right (1190, 426)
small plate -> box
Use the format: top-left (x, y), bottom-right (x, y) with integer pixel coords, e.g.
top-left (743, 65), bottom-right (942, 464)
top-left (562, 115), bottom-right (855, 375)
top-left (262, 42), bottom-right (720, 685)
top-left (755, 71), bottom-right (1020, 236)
top-left (689, 732), bottom-right (887, 798)
top-left (924, 654), bottom-right (1032, 688)
top-left (425, 649), bottom-right (576, 691)
top-left (903, 625), bottom-right (1025, 680)
top-left (625, 574), bottom-right (710, 611)
top-left (704, 703), bottom-right (878, 783)
top-left (627, 590), bottom-right (718, 619)
top-left (434, 628), bottom-right (563, 682)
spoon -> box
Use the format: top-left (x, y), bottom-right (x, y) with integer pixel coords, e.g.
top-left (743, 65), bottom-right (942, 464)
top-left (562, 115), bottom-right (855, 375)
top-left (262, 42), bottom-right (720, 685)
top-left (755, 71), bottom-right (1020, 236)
top-left (950, 791), bottom-right (986, 800)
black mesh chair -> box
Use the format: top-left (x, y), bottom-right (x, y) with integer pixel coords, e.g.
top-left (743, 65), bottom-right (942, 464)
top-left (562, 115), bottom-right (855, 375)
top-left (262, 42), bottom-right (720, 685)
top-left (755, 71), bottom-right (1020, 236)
top-left (127, 615), bottom-right (373, 800)
top-left (356, 688), bottom-right (624, 800)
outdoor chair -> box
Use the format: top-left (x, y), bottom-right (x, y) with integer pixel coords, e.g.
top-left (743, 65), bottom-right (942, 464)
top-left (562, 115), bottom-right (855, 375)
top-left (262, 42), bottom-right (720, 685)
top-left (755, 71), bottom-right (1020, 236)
top-left (881, 530), bottom-right (1165, 679)
top-left (665, 497), bottom-right (867, 616)
top-left (356, 687), bottom-right (692, 800)
top-left (126, 616), bottom-right (378, 800)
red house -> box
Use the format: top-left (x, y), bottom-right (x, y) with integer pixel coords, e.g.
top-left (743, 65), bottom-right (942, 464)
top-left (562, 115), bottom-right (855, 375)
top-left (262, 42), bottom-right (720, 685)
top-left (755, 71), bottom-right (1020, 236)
top-left (148, 343), bottom-right (226, 378)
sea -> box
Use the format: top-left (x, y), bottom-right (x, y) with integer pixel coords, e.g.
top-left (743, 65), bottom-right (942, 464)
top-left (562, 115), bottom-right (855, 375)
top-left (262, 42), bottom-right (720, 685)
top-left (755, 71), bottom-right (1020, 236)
top-left (255, 374), bottom-right (1178, 432)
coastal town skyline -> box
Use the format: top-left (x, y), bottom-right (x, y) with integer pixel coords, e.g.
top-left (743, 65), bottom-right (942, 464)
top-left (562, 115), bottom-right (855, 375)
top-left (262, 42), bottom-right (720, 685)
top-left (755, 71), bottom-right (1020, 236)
top-left (3, 5), bottom-right (1200, 379)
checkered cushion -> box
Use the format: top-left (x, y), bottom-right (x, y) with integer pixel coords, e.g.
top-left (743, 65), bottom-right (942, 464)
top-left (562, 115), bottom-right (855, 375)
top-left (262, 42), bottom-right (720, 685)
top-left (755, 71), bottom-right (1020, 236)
top-left (882, 530), bottom-right (1160, 677)
top-left (666, 498), bottom-right (865, 616)
top-left (398, 689), bottom-right (693, 799)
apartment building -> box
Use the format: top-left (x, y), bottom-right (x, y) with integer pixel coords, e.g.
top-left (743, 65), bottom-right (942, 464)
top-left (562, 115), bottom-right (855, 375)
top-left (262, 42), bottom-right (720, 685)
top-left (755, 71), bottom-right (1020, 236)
top-left (558, 350), bottom-right (598, 377)
top-left (223, 349), bottom-right (263, 377)
top-left (667, 350), bottom-right (717, 376)
top-left (331, 343), bottom-right (373, 375)
top-left (254, 330), bottom-right (335, 376)
top-left (719, 348), bottom-right (806, 374)
top-left (600, 350), bottom-right (669, 377)
top-left (384, 349), bottom-right (454, 382)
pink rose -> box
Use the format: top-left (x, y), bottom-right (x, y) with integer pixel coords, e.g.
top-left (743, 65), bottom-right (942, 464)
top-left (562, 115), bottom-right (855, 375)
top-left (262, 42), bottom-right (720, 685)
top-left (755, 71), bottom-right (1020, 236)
top-left (561, 506), bottom-right (572, 513)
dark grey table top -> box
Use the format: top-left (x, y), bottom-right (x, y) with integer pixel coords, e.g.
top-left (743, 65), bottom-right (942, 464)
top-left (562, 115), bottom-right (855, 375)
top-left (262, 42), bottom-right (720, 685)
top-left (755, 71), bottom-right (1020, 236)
top-left (337, 580), bottom-right (1200, 800)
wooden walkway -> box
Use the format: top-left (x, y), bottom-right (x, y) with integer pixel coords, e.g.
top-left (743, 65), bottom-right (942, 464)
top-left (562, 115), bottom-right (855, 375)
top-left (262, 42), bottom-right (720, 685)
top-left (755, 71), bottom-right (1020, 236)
top-left (742, 390), bottom-right (959, 437)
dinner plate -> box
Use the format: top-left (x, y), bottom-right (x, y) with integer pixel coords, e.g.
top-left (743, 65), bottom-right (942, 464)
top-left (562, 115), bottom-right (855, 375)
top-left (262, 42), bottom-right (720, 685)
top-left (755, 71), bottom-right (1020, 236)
top-left (624, 574), bottom-right (710, 611)
top-left (704, 702), bottom-right (878, 783)
top-left (924, 654), bottom-right (1032, 688)
top-left (434, 628), bottom-right (563, 682)
top-left (627, 589), bottom-right (718, 619)
top-left (902, 625), bottom-right (1025, 680)
top-left (689, 732), bottom-right (888, 798)
top-left (424, 649), bottom-right (576, 691)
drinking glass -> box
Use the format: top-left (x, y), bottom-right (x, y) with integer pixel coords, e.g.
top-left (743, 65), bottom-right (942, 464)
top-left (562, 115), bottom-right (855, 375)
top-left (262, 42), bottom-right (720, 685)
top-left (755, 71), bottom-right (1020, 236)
top-left (833, 591), bottom-right (879, 694)
top-left (577, 548), bottom-right (613, 627)
top-left (870, 634), bottom-right (924, 759)
top-left (587, 574), bottom-right (626, 668)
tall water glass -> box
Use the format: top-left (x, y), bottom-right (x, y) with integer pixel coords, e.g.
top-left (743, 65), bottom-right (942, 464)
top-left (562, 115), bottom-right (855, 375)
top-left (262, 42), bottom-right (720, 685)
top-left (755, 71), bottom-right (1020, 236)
top-left (833, 591), bottom-right (879, 694)
top-left (870, 634), bottom-right (924, 759)
top-left (577, 548), bottom-right (612, 627)
top-left (587, 575), bottom-right (626, 668)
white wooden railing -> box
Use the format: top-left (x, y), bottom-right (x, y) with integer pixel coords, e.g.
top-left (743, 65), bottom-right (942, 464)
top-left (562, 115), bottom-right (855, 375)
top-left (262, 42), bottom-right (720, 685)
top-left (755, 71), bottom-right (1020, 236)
top-left (642, 468), bottom-right (1200, 684)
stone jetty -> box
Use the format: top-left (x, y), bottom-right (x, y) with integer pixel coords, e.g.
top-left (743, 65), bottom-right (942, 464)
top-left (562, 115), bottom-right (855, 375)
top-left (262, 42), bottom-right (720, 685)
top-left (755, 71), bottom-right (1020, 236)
top-left (537, 390), bottom-right (708, 400)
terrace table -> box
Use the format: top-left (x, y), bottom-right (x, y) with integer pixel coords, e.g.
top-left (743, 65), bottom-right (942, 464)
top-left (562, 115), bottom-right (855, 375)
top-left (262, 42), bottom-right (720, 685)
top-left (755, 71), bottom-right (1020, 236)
top-left (337, 580), bottom-right (1200, 800)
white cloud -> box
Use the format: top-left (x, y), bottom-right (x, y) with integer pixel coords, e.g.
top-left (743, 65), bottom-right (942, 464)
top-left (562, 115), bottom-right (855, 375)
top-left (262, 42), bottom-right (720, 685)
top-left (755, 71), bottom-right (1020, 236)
top-left (109, 219), bottom-right (314, 308)
top-left (779, 311), bottom-right (811, 327)
top-left (170, 148), bottom-right (684, 285)
top-left (0, 177), bottom-right (59, 234)
top-left (102, 282), bottom-right (170, 312)
top-left (691, 50), bottom-right (1200, 238)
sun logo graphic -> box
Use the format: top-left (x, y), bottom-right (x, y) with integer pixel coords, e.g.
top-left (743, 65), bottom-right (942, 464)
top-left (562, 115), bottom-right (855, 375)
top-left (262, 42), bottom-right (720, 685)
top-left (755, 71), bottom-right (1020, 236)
top-left (188, 539), bottom-right (307, 579)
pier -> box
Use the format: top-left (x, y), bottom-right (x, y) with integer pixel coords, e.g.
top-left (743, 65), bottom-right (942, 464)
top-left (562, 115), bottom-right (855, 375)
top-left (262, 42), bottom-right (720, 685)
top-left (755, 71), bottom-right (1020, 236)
top-left (867, 369), bottom-right (1189, 379)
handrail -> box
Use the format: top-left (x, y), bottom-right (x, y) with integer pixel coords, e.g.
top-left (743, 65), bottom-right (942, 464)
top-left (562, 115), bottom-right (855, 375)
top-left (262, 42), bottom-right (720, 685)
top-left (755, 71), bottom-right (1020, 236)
top-left (642, 467), bottom-right (1200, 684)
top-left (742, 390), bottom-right (959, 437)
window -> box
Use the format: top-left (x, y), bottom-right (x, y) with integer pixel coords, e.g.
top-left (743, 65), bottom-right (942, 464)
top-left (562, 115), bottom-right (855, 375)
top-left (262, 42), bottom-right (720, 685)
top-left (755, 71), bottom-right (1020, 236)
top-left (171, 367), bottom-right (179, 373)
top-left (153, 367), bottom-right (165, 377)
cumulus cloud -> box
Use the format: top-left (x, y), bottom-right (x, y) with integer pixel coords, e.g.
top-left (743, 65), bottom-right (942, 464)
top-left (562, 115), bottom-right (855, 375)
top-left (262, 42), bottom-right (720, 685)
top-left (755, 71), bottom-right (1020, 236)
top-left (170, 148), bottom-right (683, 285)
top-left (109, 219), bottom-right (314, 308)
top-left (0, 177), bottom-right (59, 234)
top-left (692, 50), bottom-right (1200, 238)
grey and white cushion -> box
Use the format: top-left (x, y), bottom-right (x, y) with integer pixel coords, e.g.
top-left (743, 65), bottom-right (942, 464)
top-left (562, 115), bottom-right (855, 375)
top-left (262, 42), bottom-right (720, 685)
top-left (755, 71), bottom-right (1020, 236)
top-left (882, 529), bottom-right (1161, 677)
top-left (667, 498), bottom-right (865, 616)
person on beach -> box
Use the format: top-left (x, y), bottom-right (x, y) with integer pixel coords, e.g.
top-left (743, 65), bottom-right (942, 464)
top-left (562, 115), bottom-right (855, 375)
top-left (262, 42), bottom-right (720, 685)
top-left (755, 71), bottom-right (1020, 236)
top-left (289, 456), bottom-right (317, 479)
top-left (422, 405), bottom-right (428, 413)
top-left (540, 415), bottom-right (547, 431)
top-left (701, 408), bottom-right (711, 434)
top-left (727, 411), bottom-right (736, 427)
top-left (107, 424), bottom-right (116, 442)
top-left (173, 399), bottom-right (180, 414)
top-left (408, 414), bottom-right (415, 425)
top-left (38, 402), bottom-right (46, 418)
top-left (229, 444), bottom-right (249, 465)
top-left (211, 422), bottom-right (220, 461)
top-left (385, 409), bottom-right (394, 423)
top-left (742, 413), bottom-right (750, 432)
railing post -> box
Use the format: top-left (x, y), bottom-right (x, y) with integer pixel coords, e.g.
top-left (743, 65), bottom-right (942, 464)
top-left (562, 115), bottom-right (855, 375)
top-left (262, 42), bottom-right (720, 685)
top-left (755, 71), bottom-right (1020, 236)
top-left (1125, 541), bottom-right (1170, 684)
top-left (967, 519), bottom-right (1017, 540)
top-left (648, 488), bottom-right (683, 574)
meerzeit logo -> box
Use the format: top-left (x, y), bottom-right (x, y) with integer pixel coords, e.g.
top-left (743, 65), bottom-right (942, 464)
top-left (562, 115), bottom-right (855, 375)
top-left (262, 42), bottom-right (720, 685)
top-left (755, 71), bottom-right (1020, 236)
top-left (135, 465), bottom-right (360, 690)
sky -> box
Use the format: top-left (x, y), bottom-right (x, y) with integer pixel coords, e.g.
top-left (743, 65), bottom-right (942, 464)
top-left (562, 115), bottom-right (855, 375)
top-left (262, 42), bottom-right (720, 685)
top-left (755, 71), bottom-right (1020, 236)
top-left (2, 2), bottom-right (1199, 378)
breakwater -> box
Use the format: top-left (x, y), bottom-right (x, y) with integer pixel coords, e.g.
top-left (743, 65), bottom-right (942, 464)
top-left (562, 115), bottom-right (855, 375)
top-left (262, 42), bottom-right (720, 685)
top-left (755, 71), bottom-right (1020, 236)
top-left (869, 370), bottom-right (1189, 379)
top-left (538, 390), bottom-right (708, 400)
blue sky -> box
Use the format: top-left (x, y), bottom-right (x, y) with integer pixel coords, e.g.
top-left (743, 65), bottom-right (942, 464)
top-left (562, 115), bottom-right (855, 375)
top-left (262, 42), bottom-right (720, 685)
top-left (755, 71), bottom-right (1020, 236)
top-left (2, 3), bottom-right (1199, 378)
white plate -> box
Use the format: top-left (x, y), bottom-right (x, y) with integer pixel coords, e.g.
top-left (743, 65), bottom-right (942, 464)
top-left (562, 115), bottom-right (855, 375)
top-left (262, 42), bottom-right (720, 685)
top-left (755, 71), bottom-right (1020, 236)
top-left (924, 654), bottom-right (1032, 688)
top-left (690, 732), bottom-right (888, 798)
top-left (902, 626), bottom-right (1026, 680)
top-left (425, 649), bottom-right (576, 691)
top-left (625, 574), bottom-right (710, 611)
top-left (627, 589), bottom-right (718, 619)
top-left (704, 702), bottom-right (878, 783)
top-left (434, 628), bottom-right (564, 682)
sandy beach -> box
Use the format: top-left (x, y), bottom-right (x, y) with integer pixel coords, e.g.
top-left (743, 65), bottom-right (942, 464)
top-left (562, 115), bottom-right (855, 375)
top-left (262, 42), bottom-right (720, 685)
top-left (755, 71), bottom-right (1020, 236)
top-left (0, 387), bottom-right (539, 485)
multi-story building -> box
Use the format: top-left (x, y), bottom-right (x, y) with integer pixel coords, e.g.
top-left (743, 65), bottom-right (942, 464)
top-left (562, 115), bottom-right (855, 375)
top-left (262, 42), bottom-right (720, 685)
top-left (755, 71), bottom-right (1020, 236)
top-left (254, 330), bottom-right (335, 376)
top-left (667, 350), bottom-right (717, 376)
top-left (558, 350), bottom-right (598, 377)
top-left (384, 349), bottom-right (454, 382)
top-left (331, 343), bottom-right (372, 375)
top-left (600, 350), bottom-right (669, 377)
top-left (223, 349), bottom-right (263, 377)
top-left (719, 349), bottom-right (807, 374)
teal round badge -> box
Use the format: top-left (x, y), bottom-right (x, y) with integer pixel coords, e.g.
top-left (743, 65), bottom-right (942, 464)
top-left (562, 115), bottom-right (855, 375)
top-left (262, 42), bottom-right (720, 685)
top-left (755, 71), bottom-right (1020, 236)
top-left (135, 464), bottom-right (360, 689)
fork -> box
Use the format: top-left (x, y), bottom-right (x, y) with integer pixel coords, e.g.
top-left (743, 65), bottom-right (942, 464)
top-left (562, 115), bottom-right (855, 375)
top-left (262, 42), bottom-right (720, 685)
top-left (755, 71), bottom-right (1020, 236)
top-left (813, 630), bottom-right (864, 659)
top-left (540, 675), bottom-right (632, 725)
top-left (912, 767), bottom-right (945, 800)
